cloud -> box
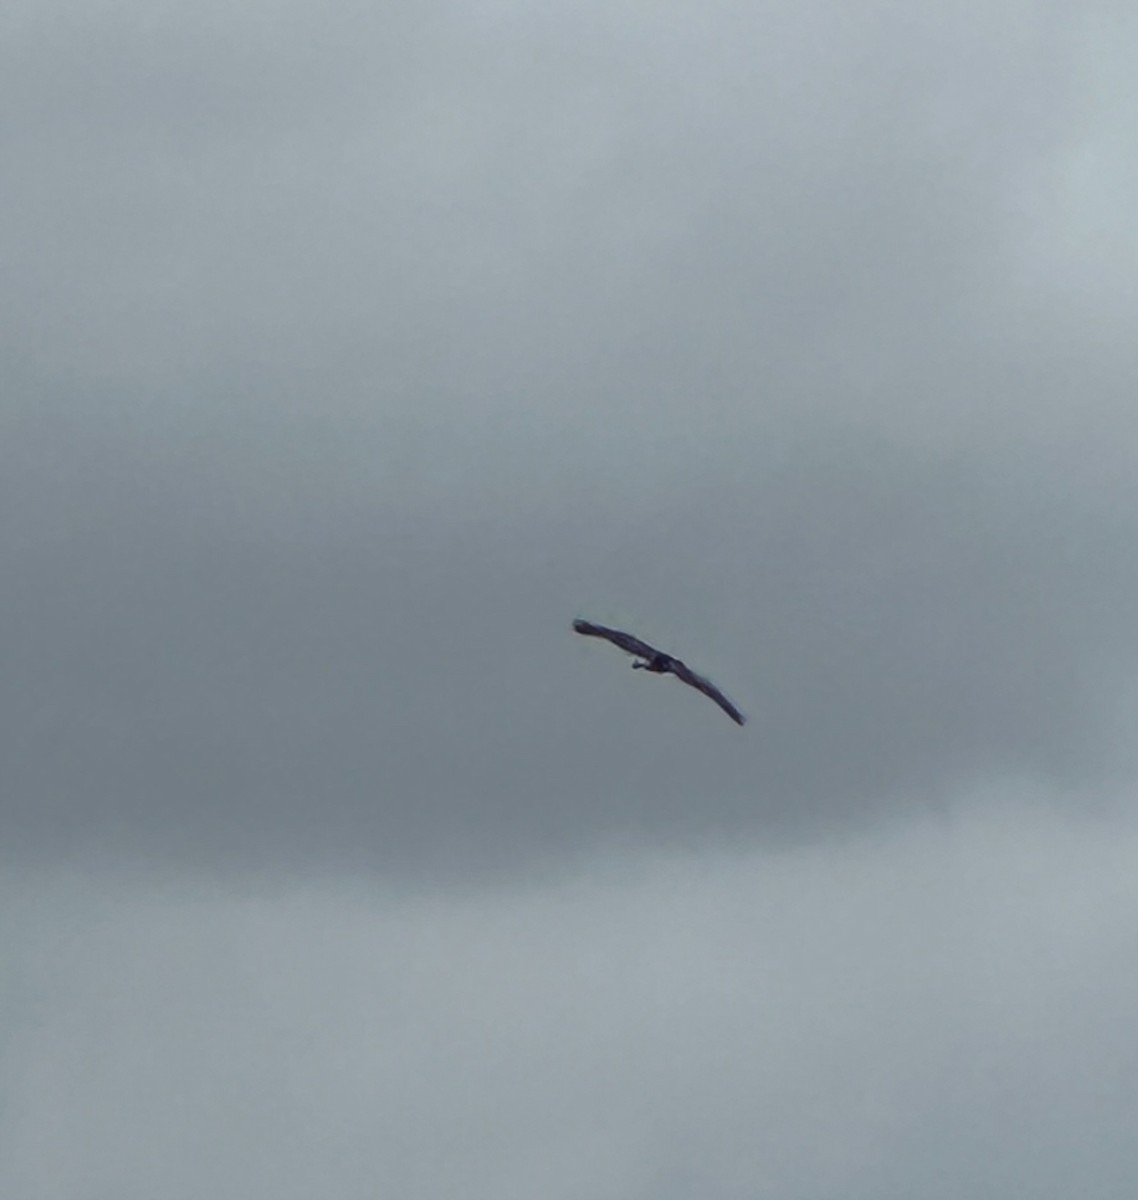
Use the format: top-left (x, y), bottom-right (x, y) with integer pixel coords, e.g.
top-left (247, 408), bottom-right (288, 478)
top-left (3, 797), bottom-right (1138, 1198)
top-left (4, 6), bottom-right (1138, 1193)
top-left (2, 0), bottom-right (1138, 881)
top-left (3, 421), bottom-right (1136, 878)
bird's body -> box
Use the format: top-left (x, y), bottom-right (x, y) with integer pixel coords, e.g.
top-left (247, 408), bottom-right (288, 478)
top-left (572, 618), bottom-right (745, 726)
top-left (632, 653), bottom-right (676, 674)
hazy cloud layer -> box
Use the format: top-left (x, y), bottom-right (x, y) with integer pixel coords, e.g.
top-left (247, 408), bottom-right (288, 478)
top-left (4, 800), bottom-right (1138, 1198)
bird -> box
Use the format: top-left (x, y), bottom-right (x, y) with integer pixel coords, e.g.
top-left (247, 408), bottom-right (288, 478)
top-left (572, 618), bottom-right (745, 725)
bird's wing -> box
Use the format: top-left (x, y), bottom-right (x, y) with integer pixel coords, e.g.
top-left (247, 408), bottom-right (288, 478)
top-left (671, 661), bottom-right (747, 725)
top-left (572, 619), bottom-right (660, 660)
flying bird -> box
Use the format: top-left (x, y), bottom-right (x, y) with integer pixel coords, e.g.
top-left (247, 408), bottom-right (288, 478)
top-left (572, 619), bottom-right (746, 725)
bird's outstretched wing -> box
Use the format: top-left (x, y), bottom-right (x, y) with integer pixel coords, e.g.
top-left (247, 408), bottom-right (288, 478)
top-left (671, 661), bottom-right (747, 726)
top-left (572, 619), bottom-right (661, 660)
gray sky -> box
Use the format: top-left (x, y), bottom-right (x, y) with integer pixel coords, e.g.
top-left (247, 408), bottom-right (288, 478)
top-left (4, 0), bottom-right (1138, 1194)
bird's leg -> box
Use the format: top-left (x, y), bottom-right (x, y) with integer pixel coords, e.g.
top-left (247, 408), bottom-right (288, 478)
top-left (631, 660), bottom-right (647, 670)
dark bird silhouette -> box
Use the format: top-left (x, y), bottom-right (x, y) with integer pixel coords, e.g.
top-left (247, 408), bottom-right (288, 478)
top-left (572, 619), bottom-right (746, 725)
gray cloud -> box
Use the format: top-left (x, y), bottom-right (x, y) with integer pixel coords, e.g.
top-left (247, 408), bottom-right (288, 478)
top-left (3, 0), bottom-right (1138, 882)
top-left (6, 5), bottom-right (1138, 1196)
top-left (4, 803), bottom-right (1138, 1198)
top-left (4, 415), bottom-right (1137, 879)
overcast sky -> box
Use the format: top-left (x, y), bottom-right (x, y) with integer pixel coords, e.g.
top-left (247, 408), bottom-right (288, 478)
top-left (4, 0), bottom-right (1138, 1195)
